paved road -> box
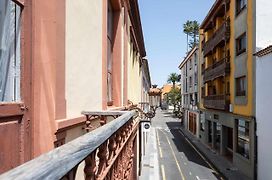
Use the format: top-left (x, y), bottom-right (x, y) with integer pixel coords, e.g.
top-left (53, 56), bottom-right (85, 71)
top-left (153, 109), bottom-right (222, 180)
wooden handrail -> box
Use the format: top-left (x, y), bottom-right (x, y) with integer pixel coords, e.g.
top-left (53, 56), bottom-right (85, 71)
top-left (0, 111), bottom-right (137, 180)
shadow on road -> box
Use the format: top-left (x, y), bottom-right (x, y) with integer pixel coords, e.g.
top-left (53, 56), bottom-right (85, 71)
top-left (161, 111), bottom-right (181, 119)
top-left (165, 121), bottom-right (210, 169)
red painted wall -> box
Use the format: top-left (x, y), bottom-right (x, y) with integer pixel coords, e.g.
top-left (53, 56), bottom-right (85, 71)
top-left (31, 0), bottom-right (66, 157)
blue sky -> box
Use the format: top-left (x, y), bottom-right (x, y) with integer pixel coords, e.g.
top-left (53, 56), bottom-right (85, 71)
top-left (139, 0), bottom-right (215, 87)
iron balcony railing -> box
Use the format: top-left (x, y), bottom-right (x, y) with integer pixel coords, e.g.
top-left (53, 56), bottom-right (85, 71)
top-left (203, 18), bottom-right (230, 57)
top-left (0, 110), bottom-right (139, 180)
top-left (203, 57), bottom-right (230, 83)
top-left (203, 94), bottom-right (230, 111)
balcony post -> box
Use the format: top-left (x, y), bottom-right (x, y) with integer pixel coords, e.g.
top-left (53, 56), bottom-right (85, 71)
top-left (84, 150), bottom-right (97, 180)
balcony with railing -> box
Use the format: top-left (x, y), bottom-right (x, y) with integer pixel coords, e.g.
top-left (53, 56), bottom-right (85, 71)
top-left (203, 57), bottom-right (230, 83)
top-left (0, 105), bottom-right (155, 180)
top-left (204, 95), bottom-right (230, 111)
top-left (203, 18), bottom-right (230, 57)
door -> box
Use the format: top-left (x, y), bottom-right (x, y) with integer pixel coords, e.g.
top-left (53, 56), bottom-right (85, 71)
top-left (0, 0), bottom-right (32, 173)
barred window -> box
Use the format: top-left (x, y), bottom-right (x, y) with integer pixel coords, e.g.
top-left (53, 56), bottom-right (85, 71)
top-left (237, 119), bottom-right (250, 159)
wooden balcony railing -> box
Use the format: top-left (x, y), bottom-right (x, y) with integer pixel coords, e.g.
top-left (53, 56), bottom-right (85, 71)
top-left (203, 57), bottom-right (230, 83)
top-left (203, 18), bottom-right (230, 57)
top-left (0, 110), bottom-right (140, 180)
top-left (204, 95), bottom-right (230, 111)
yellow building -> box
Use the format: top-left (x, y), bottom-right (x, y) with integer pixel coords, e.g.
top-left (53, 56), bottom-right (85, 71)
top-left (199, 0), bottom-right (255, 178)
top-left (161, 84), bottom-right (173, 100)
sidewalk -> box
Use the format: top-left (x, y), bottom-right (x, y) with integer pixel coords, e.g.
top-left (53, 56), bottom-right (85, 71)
top-left (139, 127), bottom-right (160, 180)
top-left (179, 126), bottom-right (251, 180)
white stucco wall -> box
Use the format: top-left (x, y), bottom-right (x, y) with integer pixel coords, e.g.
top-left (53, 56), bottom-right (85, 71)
top-left (127, 46), bottom-right (142, 104)
top-left (127, 19), bottom-right (142, 105)
top-left (256, 1), bottom-right (272, 49)
top-left (65, 1), bottom-right (103, 118)
top-left (256, 53), bottom-right (272, 180)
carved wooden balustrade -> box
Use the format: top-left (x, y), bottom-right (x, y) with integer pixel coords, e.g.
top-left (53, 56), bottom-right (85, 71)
top-left (203, 18), bottom-right (230, 57)
top-left (203, 57), bottom-right (230, 83)
top-left (0, 110), bottom-right (140, 180)
top-left (204, 95), bottom-right (230, 111)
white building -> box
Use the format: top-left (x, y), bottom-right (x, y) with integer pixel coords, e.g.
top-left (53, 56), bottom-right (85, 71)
top-left (255, 46), bottom-right (272, 180)
top-left (255, 2), bottom-right (272, 178)
top-left (179, 46), bottom-right (200, 137)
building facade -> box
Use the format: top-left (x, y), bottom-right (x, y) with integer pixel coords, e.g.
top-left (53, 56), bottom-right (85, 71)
top-left (255, 46), bottom-right (272, 180)
top-left (255, 1), bottom-right (272, 178)
top-left (0, 0), bottom-right (149, 173)
top-left (179, 46), bottom-right (200, 137)
top-left (141, 59), bottom-right (151, 104)
top-left (160, 83), bottom-right (181, 110)
top-left (199, 0), bottom-right (257, 178)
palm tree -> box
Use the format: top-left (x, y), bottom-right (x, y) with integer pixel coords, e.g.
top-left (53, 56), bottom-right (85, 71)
top-left (183, 20), bottom-right (200, 50)
top-left (167, 73), bottom-right (180, 89)
top-left (191, 20), bottom-right (200, 47)
top-left (183, 20), bottom-right (193, 53)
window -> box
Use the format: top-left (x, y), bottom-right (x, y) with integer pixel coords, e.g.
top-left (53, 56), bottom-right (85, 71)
top-left (237, 119), bottom-right (250, 159)
top-left (107, 0), bottom-right (114, 105)
top-left (194, 73), bottom-right (198, 84)
top-left (194, 53), bottom-right (197, 65)
top-left (201, 63), bottom-right (205, 74)
top-left (226, 81), bottom-right (230, 95)
top-left (236, 0), bottom-right (247, 15)
top-left (236, 76), bottom-right (246, 96)
top-left (0, 1), bottom-right (21, 102)
top-left (189, 59), bottom-right (192, 69)
top-left (189, 76), bottom-right (192, 88)
top-left (236, 33), bottom-right (246, 56)
top-left (201, 86), bottom-right (205, 98)
top-left (194, 93), bottom-right (198, 105)
top-left (185, 64), bottom-right (187, 76)
top-left (190, 94), bottom-right (193, 105)
top-left (185, 78), bottom-right (188, 92)
top-left (200, 112), bottom-right (205, 131)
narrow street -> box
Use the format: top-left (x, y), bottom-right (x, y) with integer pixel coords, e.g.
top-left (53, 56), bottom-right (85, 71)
top-left (153, 110), bottom-right (223, 180)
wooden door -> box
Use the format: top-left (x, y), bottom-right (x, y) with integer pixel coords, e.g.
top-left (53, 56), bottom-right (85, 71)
top-left (0, 0), bottom-right (32, 173)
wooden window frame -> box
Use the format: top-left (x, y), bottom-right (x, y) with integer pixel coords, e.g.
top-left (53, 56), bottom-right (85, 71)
top-left (235, 76), bottom-right (246, 96)
top-left (0, 0), bottom-right (33, 171)
top-left (236, 32), bottom-right (247, 56)
top-left (107, 0), bottom-right (114, 106)
top-left (236, 0), bottom-right (247, 16)
top-left (236, 119), bottom-right (250, 159)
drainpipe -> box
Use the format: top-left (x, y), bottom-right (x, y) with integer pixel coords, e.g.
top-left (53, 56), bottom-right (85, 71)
top-left (253, 117), bottom-right (257, 180)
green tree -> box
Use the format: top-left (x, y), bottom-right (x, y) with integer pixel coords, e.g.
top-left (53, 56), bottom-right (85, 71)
top-left (190, 20), bottom-right (200, 48)
top-left (167, 87), bottom-right (181, 112)
top-left (183, 20), bottom-right (200, 51)
top-left (183, 20), bottom-right (193, 53)
top-left (167, 73), bottom-right (180, 89)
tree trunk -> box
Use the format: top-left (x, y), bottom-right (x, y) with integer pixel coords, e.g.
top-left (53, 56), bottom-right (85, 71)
top-left (173, 82), bottom-right (176, 111)
top-left (186, 34), bottom-right (188, 53)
